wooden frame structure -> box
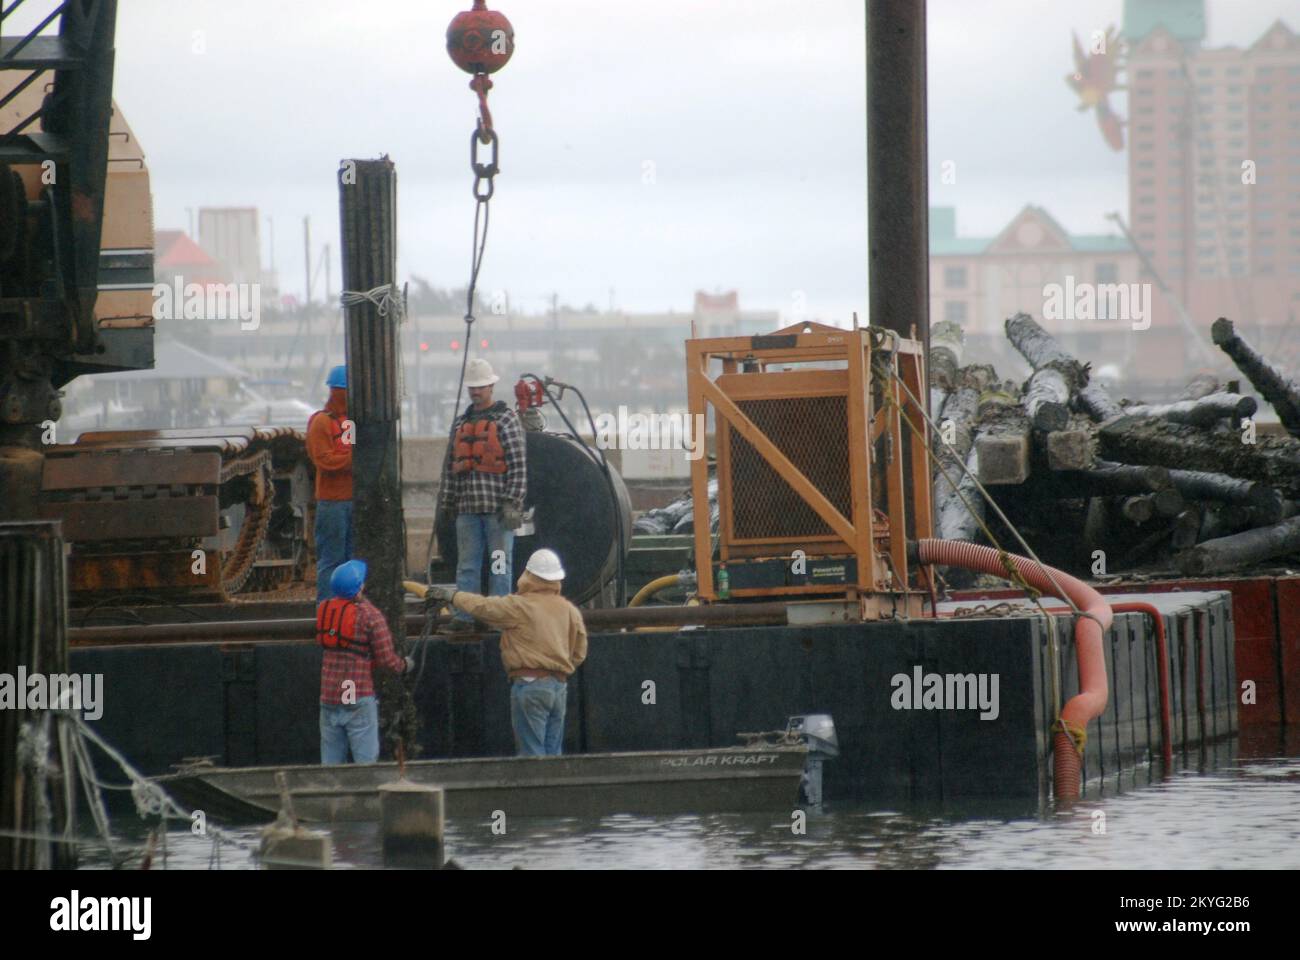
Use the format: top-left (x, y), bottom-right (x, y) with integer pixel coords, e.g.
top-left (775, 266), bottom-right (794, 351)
top-left (686, 321), bottom-right (932, 619)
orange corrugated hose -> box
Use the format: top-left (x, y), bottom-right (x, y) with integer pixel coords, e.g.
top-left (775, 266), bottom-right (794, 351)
top-left (964, 598), bottom-right (1174, 775)
top-left (916, 539), bottom-right (1113, 802)
top-left (1109, 602), bottom-right (1174, 769)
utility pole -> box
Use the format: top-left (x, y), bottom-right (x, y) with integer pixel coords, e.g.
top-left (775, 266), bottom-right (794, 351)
top-left (337, 157), bottom-right (416, 755)
top-left (303, 216), bottom-right (313, 306)
top-left (550, 292), bottom-right (561, 366)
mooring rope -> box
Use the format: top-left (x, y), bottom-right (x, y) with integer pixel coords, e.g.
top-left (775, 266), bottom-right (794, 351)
top-left (70, 726), bottom-right (124, 867)
top-left (63, 713), bottom-right (259, 862)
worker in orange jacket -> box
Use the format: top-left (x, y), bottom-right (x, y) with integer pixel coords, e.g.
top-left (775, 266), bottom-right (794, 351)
top-left (308, 365), bottom-right (354, 602)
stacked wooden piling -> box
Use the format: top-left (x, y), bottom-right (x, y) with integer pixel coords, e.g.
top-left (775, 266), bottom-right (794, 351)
top-left (338, 157), bottom-right (418, 756)
top-left (1, 522), bottom-right (76, 870)
top-left (930, 314), bottom-right (1300, 578)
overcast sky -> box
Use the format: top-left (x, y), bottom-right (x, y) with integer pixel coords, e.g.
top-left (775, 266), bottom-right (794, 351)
top-left (40, 1), bottom-right (1300, 321)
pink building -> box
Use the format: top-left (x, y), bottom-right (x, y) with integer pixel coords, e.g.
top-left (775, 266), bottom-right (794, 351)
top-left (1125, 7), bottom-right (1300, 381)
top-left (929, 205), bottom-right (1141, 382)
top-left (927, 6), bottom-right (1300, 395)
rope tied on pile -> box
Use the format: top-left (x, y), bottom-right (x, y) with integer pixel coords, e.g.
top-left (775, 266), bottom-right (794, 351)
top-left (5, 707), bottom-right (260, 868)
top-left (69, 712), bottom-right (258, 847)
top-left (339, 283), bottom-right (407, 322)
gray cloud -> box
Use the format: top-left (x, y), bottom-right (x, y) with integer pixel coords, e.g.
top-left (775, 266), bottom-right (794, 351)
top-left (87, 0), bottom-right (1295, 320)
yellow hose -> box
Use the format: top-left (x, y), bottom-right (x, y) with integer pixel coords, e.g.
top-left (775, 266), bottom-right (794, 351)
top-left (629, 574), bottom-right (682, 607)
top-left (633, 596), bottom-right (701, 633)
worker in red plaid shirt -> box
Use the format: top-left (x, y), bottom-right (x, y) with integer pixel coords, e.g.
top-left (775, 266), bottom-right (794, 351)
top-left (317, 560), bottom-right (413, 764)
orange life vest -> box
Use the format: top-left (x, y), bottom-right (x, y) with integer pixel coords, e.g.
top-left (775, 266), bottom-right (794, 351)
top-left (452, 418), bottom-right (508, 475)
top-left (307, 409), bottom-right (344, 443)
top-left (315, 598), bottom-right (371, 657)
top-left (307, 406), bottom-right (353, 500)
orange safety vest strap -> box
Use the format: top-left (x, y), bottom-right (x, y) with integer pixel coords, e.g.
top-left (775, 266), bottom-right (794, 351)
top-left (452, 419), bottom-right (508, 475)
top-left (315, 599), bottom-right (370, 656)
top-left (308, 409), bottom-right (343, 438)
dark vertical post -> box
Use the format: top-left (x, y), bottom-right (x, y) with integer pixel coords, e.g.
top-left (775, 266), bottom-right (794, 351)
top-left (1, 521), bottom-right (75, 869)
top-left (303, 216), bottom-right (313, 306)
top-left (866, 0), bottom-right (931, 372)
top-left (337, 158), bottom-right (417, 754)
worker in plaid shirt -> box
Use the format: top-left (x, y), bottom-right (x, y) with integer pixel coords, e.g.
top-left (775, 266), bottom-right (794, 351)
top-left (438, 358), bottom-right (527, 635)
top-left (318, 560), bottom-right (412, 764)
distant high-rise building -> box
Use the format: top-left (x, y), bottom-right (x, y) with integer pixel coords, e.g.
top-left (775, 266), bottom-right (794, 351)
top-left (198, 207), bottom-right (262, 287)
top-left (694, 290), bottom-right (739, 314)
top-left (1124, 5), bottom-right (1300, 372)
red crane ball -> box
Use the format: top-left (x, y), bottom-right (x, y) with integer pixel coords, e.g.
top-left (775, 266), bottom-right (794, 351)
top-left (447, 2), bottom-right (515, 75)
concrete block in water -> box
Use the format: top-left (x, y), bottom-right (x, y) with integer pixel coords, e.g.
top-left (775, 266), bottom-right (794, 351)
top-left (379, 780), bottom-right (445, 869)
top-left (259, 825), bottom-right (332, 870)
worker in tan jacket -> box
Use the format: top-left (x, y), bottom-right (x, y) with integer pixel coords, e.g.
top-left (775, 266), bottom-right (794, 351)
top-left (425, 549), bottom-right (586, 756)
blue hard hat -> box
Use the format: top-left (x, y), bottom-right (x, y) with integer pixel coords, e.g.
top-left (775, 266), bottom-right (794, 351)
top-left (330, 559), bottom-right (367, 599)
top-left (326, 365), bottom-right (348, 389)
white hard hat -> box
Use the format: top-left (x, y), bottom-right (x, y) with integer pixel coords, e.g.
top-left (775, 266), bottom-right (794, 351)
top-left (464, 358), bottom-right (500, 388)
top-left (525, 548), bottom-right (565, 581)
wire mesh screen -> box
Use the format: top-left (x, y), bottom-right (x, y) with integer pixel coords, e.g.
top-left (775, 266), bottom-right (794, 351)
top-left (727, 395), bottom-right (852, 540)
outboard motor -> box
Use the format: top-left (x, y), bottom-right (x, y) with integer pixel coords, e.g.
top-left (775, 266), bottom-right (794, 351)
top-left (788, 714), bottom-right (838, 807)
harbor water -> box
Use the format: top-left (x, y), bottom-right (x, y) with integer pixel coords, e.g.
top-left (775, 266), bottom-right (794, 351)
top-left (77, 747), bottom-right (1300, 870)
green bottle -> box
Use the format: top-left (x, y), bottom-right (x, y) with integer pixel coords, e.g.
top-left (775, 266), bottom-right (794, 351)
top-left (717, 563), bottom-right (730, 600)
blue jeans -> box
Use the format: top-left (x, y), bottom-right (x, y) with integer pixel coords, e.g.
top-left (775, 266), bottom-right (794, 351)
top-left (510, 678), bottom-right (567, 756)
top-left (315, 499), bottom-right (353, 603)
top-left (320, 696), bottom-right (379, 764)
top-left (454, 512), bottom-right (514, 622)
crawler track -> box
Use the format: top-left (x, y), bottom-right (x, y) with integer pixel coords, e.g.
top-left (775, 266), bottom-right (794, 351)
top-left (38, 426), bottom-right (314, 604)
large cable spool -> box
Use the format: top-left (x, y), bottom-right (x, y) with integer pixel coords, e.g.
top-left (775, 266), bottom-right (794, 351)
top-left (436, 430), bottom-right (632, 604)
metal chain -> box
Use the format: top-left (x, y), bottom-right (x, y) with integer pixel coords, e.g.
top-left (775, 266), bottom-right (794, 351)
top-left (951, 601), bottom-right (1028, 618)
top-left (451, 121), bottom-right (497, 428)
top-left (221, 462), bottom-right (274, 595)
